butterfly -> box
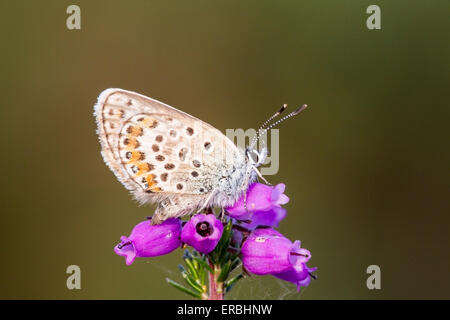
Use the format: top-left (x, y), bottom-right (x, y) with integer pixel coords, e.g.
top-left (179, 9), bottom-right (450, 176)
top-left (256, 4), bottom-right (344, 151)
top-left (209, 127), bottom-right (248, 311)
top-left (94, 88), bottom-right (307, 224)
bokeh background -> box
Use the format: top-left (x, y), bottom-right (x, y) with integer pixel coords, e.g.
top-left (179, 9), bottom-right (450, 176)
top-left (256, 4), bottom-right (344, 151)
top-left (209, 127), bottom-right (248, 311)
top-left (1, 0), bottom-right (449, 299)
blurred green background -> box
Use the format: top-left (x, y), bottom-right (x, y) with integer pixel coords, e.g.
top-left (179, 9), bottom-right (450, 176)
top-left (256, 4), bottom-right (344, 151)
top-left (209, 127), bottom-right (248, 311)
top-left (1, 0), bottom-right (449, 299)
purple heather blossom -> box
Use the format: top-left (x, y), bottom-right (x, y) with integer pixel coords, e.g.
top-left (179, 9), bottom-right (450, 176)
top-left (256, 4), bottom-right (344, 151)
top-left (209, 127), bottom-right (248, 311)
top-left (241, 228), bottom-right (311, 275)
top-left (181, 214), bottom-right (224, 254)
top-left (114, 218), bottom-right (182, 265)
top-left (226, 183), bottom-right (289, 221)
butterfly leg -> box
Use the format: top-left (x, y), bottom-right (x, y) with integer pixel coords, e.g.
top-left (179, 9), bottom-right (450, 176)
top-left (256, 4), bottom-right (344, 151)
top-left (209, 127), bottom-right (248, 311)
top-left (218, 207), bottom-right (226, 221)
top-left (241, 170), bottom-right (251, 212)
top-left (252, 166), bottom-right (272, 185)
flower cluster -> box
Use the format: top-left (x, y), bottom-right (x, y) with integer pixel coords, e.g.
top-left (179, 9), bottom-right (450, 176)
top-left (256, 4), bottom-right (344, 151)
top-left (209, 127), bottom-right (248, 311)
top-left (114, 183), bottom-right (316, 299)
top-left (227, 183), bottom-right (316, 292)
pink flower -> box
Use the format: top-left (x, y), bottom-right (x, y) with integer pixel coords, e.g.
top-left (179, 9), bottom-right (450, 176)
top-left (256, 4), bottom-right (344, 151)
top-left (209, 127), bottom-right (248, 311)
top-left (114, 218), bottom-right (182, 265)
top-left (226, 183), bottom-right (289, 221)
top-left (241, 228), bottom-right (310, 275)
top-left (181, 214), bottom-right (224, 254)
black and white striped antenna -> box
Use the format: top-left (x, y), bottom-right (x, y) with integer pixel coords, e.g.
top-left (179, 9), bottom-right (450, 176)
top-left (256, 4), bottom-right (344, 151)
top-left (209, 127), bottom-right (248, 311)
top-left (249, 103), bottom-right (308, 150)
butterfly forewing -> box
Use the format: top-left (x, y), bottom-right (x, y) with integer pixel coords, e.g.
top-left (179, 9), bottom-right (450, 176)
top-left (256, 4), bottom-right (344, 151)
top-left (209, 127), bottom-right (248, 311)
top-left (94, 88), bottom-right (242, 207)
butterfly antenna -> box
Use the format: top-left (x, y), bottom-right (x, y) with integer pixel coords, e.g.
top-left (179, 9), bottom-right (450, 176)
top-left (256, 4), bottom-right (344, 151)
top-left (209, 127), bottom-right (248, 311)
top-left (249, 104), bottom-right (288, 150)
top-left (250, 104), bottom-right (308, 149)
top-left (260, 103), bottom-right (288, 131)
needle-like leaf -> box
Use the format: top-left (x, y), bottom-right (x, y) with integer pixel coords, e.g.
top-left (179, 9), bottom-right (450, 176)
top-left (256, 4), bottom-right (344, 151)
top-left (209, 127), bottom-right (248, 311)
top-left (166, 278), bottom-right (202, 299)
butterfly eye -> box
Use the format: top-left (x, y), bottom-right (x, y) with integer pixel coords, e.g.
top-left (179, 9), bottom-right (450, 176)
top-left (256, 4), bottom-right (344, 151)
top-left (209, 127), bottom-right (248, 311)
top-left (245, 148), bottom-right (251, 159)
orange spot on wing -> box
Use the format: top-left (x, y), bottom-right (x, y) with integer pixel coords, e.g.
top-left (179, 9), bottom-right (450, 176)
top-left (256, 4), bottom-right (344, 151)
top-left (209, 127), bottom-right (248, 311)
top-left (145, 174), bottom-right (155, 186)
top-left (125, 137), bottom-right (139, 150)
top-left (144, 174), bottom-right (162, 192)
top-left (127, 125), bottom-right (143, 136)
top-left (128, 151), bottom-right (143, 163)
top-left (136, 163), bottom-right (150, 176)
top-left (142, 117), bottom-right (157, 128)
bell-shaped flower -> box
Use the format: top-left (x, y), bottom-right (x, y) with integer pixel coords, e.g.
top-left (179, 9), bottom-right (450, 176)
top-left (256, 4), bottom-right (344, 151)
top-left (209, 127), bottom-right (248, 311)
top-left (241, 228), bottom-right (310, 275)
top-left (226, 183), bottom-right (289, 221)
top-left (181, 214), bottom-right (224, 254)
top-left (114, 218), bottom-right (182, 265)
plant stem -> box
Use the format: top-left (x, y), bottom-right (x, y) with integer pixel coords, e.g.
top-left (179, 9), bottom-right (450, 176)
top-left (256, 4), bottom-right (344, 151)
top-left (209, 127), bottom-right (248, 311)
top-left (208, 262), bottom-right (224, 300)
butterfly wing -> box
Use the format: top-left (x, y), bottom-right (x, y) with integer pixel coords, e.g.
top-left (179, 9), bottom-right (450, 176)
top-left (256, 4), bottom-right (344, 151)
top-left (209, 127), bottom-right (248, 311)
top-left (94, 88), bottom-right (244, 221)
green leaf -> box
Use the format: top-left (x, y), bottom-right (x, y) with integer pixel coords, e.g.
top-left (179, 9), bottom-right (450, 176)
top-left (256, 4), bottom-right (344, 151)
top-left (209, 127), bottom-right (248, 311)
top-left (217, 260), bottom-right (232, 283)
top-left (230, 259), bottom-right (241, 272)
top-left (192, 258), bottom-right (199, 270)
top-left (214, 220), bottom-right (232, 254)
top-left (166, 278), bottom-right (202, 299)
top-left (197, 266), bottom-right (205, 286)
top-left (225, 273), bottom-right (244, 293)
top-left (218, 251), bottom-right (230, 267)
top-left (184, 256), bottom-right (199, 279)
top-left (191, 256), bottom-right (213, 273)
top-left (214, 220), bottom-right (233, 265)
top-left (181, 272), bottom-right (204, 293)
top-left (208, 254), bottom-right (217, 265)
top-left (201, 267), bottom-right (207, 285)
top-left (225, 273), bottom-right (244, 288)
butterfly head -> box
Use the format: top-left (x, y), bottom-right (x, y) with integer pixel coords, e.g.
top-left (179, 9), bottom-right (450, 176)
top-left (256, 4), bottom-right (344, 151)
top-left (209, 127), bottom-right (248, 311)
top-left (245, 146), bottom-right (267, 168)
